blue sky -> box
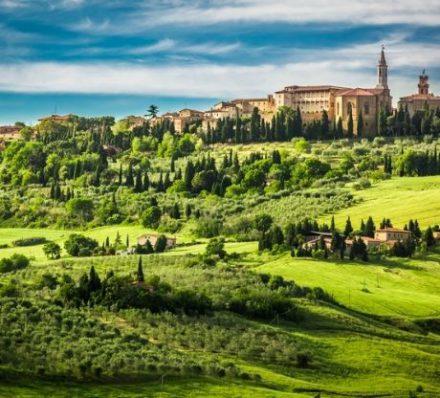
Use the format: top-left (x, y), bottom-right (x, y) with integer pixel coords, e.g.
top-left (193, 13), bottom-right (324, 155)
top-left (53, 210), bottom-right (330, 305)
top-left (1, 0), bottom-right (440, 124)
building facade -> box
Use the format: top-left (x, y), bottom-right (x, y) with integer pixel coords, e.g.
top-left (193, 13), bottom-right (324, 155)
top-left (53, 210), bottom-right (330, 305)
top-left (273, 47), bottom-right (392, 136)
top-left (399, 70), bottom-right (440, 114)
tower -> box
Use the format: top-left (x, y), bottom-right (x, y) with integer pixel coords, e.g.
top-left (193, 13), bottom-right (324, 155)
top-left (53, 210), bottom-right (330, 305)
top-left (376, 45), bottom-right (388, 90)
top-left (418, 70), bottom-right (429, 95)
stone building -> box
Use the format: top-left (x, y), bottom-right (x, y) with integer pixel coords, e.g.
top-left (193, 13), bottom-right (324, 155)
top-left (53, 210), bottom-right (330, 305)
top-left (155, 109), bottom-right (204, 134)
top-left (274, 85), bottom-right (350, 124)
top-left (0, 125), bottom-right (22, 140)
top-left (399, 70), bottom-right (440, 114)
top-left (274, 47), bottom-right (392, 136)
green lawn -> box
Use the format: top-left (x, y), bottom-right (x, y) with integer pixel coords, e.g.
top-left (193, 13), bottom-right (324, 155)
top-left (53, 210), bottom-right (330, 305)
top-left (0, 224), bottom-right (203, 263)
top-left (0, 378), bottom-right (311, 398)
top-left (256, 250), bottom-right (440, 318)
top-left (324, 176), bottom-right (440, 229)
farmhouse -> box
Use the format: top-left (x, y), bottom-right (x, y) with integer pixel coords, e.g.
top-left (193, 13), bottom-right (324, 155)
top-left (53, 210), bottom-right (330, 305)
top-left (38, 114), bottom-right (73, 123)
top-left (0, 125), bottom-right (22, 140)
top-left (374, 228), bottom-right (412, 242)
top-left (137, 234), bottom-right (177, 249)
top-left (304, 227), bottom-right (413, 253)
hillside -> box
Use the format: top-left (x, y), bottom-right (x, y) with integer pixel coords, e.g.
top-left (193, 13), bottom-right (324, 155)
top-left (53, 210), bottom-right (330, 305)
top-left (324, 176), bottom-right (440, 230)
top-left (1, 252), bottom-right (440, 397)
top-left (1, 131), bottom-right (440, 398)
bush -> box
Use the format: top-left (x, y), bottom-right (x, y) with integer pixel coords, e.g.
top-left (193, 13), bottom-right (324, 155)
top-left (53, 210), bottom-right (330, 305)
top-left (352, 178), bottom-right (371, 190)
top-left (12, 237), bottom-right (47, 247)
top-left (64, 234), bottom-right (98, 257)
top-left (0, 254), bottom-right (30, 273)
top-left (296, 352), bottom-right (311, 368)
top-left (141, 206), bottom-right (161, 229)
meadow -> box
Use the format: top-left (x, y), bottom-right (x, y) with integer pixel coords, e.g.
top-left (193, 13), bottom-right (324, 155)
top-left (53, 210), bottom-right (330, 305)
top-left (1, 135), bottom-right (440, 398)
top-left (325, 176), bottom-right (440, 230)
top-left (1, 251), bottom-right (440, 397)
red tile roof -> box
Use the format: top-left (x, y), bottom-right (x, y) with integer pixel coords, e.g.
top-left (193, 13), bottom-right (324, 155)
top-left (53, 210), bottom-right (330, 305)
top-left (284, 85), bottom-right (351, 92)
top-left (338, 88), bottom-right (375, 97)
top-left (399, 94), bottom-right (440, 101)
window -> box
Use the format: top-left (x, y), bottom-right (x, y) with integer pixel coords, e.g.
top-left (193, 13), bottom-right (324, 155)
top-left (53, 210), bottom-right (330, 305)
top-left (364, 103), bottom-right (370, 115)
top-left (347, 102), bottom-right (352, 114)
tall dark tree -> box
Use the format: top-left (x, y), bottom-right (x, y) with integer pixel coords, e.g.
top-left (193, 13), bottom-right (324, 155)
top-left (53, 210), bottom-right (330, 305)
top-left (137, 257), bottom-right (144, 282)
top-left (344, 217), bottom-right (353, 237)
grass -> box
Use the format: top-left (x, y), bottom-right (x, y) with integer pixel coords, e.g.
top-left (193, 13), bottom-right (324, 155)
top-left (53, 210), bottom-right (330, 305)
top-left (0, 224), bottom-right (203, 263)
top-left (256, 249), bottom-right (440, 319)
top-left (2, 248), bottom-right (440, 397)
top-left (324, 176), bottom-right (440, 229)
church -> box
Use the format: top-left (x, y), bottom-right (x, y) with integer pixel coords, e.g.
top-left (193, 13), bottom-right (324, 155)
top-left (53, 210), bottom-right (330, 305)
top-left (399, 70), bottom-right (440, 114)
top-left (274, 47), bottom-right (393, 136)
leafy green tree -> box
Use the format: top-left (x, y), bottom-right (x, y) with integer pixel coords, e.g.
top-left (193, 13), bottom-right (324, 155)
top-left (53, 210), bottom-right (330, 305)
top-left (64, 234), bottom-right (98, 257)
top-left (43, 242), bottom-right (61, 260)
top-left (205, 237), bottom-right (226, 259)
top-left (141, 206), bottom-right (162, 228)
top-left (254, 214), bottom-right (273, 237)
top-left (66, 198), bottom-right (94, 224)
top-left (146, 104), bottom-right (159, 119)
top-left (0, 254), bottom-right (30, 273)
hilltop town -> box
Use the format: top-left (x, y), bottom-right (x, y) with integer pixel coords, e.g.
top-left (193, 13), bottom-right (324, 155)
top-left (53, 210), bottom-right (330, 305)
top-left (2, 47), bottom-right (440, 143)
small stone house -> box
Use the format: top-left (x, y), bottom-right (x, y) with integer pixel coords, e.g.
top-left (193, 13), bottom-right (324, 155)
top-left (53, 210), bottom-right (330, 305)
top-left (137, 234), bottom-right (177, 249)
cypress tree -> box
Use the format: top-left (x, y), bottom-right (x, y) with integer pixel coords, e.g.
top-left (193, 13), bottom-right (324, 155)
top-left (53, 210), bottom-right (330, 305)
top-left (336, 117), bottom-right (343, 138)
top-left (134, 170), bottom-right (143, 192)
top-left (137, 257), bottom-right (144, 282)
top-left (143, 172), bottom-right (150, 191)
top-left (344, 217), bottom-right (353, 237)
top-left (126, 163), bottom-right (134, 186)
top-left (357, 111), bottom-right (364, 137)
top-left (347, 109), bottom-right (354, 138)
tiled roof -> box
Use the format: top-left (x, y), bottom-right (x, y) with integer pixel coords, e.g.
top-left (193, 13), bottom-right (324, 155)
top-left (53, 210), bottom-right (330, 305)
top-left (376, 228), bottom-right (411, 233)
top-left (399, 94), bottom-right (440, 101)
top-left (338, 88), bottom-right (375, 97)
top-left (284, 85), bottom-right (351, 92)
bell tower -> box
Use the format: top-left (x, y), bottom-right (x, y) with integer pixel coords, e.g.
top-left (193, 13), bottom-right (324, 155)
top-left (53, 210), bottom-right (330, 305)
top-left (418, 70), bottom-right (429, 95)
top-left (376, 45), bottom-right (388, 90)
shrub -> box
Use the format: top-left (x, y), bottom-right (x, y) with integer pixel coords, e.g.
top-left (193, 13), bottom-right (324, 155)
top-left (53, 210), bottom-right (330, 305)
top-left (64, 234), bottom-right (98, 257)
top-left (296, 352), bottom-right (311, 368)
top-left (0, 254), bottom-right (30, 273)
top-left (12, 237), bottom-right (47, 247)
top-left (43, 242), bottom-right (61, 260)
top-left (141, 206), bottom-right (162, 229)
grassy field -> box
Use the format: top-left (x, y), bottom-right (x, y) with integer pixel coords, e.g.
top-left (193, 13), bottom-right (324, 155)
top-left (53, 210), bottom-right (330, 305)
top-left (256, 249), bottom-right (440, 318)
top-left (0, 378), bottom-right (311, 398)
top-left (0, 223), bottom-right (204, 262)
top-left (323, 176), bottom-right (440, 230)
top-left (2, 251), bottom-right (440, 397)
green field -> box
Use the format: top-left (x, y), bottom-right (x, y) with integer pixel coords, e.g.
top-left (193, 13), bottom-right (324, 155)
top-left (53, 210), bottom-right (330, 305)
top-left (2, 251), bottom-right (440, 397)
top-left (256, 250), bottom-right (440, 318)
top-left (2, 141), bottom-right (440, 397)
top-left (324, 176), bottom-right (440, 229)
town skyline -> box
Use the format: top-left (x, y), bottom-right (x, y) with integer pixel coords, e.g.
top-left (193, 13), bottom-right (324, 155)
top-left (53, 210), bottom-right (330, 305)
top-left (0, 1), bottom-right (439, 124)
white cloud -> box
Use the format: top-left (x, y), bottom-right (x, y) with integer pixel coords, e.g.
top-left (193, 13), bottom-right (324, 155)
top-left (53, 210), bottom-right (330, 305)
top-left (128, 39), bottom-right (176, 55)
top-left (68, 0), bottom-right (440, 36)
top-left (127, 39), bottom-right (241, 56)
top-left (0, 57), bottom-right (423, 104)
top-left (129, 0), bottom-right (440, 30)
top-left (0, 34), bottom-right (438, 104)
top-left (74, 17), bottom-right (110, 33)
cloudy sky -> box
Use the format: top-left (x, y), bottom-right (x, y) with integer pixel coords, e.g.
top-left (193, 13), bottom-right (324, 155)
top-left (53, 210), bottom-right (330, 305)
top-left (1, 0), bottom-right (440, 124)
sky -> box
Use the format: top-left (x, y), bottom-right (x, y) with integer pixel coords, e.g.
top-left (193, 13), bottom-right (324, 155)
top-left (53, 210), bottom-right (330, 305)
top-left (1, 0), bottom-right (440, 125)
